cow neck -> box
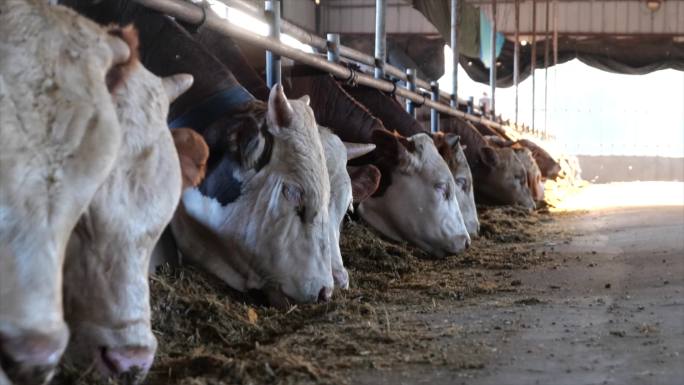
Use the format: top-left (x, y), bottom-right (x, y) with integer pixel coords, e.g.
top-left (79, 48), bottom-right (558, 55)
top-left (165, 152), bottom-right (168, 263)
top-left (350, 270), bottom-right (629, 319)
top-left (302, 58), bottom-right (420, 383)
top-left (133, 12), bottom-right (252, 122)
top-left (192, 27), bottom-right (270, 102)
top-left (288, 66), bottom-right (384, 144)
top-left (168, 86), bottom-right (254, 131)
top-left (443, 117), bottom-right (489, 170)
top-left (343, 85), bottom-right (427, 138)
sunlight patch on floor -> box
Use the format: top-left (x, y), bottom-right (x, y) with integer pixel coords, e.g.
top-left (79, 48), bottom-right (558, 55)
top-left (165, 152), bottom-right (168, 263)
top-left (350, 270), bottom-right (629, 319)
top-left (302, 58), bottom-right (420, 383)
top-left (552, 181), bottom-right (684, 212)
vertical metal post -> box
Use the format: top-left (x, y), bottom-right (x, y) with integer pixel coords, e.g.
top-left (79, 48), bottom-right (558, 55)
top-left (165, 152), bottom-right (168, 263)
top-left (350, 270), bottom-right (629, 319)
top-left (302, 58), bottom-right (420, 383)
top-left (544, 0), bottom-right (550, 138)
top-left (326, 33), bottom-right (340, 63)
top-left (405, 68), bottom-right (417, 117)
top-left (467, 96), bottom-right (474, 114)
top-left (430, 81), bottom-right (440, 133)
top-left (450, 0), bottom-right (459, 108)
top-left (265, 0), bottom-right (281, 87)
top-left (489, 0), bottom-right (497, 118)
top-left (374, 0), bottom-right (387, 79)
top-left (531, 0), bottom-right (537, 134)
top-left (513, 0), bottom-right (520, 125)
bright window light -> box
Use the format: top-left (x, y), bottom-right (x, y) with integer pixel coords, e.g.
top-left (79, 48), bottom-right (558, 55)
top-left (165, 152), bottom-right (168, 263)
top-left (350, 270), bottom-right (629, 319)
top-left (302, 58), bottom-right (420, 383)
top-left (207, 0), bottom-right (314, 53)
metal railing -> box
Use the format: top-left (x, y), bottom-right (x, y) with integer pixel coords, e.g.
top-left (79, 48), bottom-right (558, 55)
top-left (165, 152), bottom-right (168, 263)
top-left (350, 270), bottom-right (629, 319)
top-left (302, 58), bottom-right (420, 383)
top-left (133, 0), bottom-right (545, 140)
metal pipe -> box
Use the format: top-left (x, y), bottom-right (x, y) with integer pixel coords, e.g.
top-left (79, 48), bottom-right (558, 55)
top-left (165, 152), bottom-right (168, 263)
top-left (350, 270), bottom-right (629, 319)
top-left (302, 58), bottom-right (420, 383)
top-left (374, 0), bottom-right (387, 79)
top-left (467, 97), bottom-right (474, 114)
top-left (489, 0), bottom-right (497, 118)
top-left (450, 0), bottom-right (459, 108)
top-left (326, 33), bottom-right (340, 63)
top-left (265, 0), bottom-right (281, 87)
top-left (531, 0), bottom-right (537, 133)
top-left (132, 0), bottom-right (507, 133)
top-left (544, 0), bottom-right (550, 137)
top-left (430, 81), bottom-right (440, 133)
top-left (513, 0), bottom-right (519, 125)
top-left (405, 68), bottom-right (417, 116)
top-left (220, 0), bottom-right (465, 105)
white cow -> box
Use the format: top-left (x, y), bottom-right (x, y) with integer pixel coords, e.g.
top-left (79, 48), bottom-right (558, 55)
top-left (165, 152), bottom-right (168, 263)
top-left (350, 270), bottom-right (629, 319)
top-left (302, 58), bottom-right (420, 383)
top-left (0, 1), bottom-right (130, 383)
top-left (62, 27), bottom-right (197, 383)
top-left (318, 127), bottom-right (375, 289)
top-left (432, 132), bottom-right (480, 238)
top-left (358, 132), bottom-right (471, 258)
top-left (175, 86), bottom-right (335, 307)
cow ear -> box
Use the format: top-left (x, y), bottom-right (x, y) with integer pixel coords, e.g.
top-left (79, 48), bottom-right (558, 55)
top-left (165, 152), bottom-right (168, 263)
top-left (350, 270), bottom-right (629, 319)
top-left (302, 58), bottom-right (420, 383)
top-left (172, 128), bottom-right (209, 189)
top-left (479, 146), bottom-right (499, 169)
top-left (298, 94), bottom-right (310, 106)
top-left (348, 165), bottom-right (381, 203)
top-left (267, 84), bottom-right (293, 128)
top-left (444, 133), bottom-right (460, 151)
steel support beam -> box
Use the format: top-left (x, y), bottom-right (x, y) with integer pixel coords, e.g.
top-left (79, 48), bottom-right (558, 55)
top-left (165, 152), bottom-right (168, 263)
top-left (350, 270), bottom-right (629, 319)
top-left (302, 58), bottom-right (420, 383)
top-left (265, 0), bottom-right (281, 87)
top-left (489, 0), bottom-right (497, 118)
top-left (430, 81), bottom-right (440, 133)
top-left (406, 68), bottom-right (417, 117)
top-left (450, 0), bottom-right (459, 108)
top-left (374, 0), bottom-right (387, 79)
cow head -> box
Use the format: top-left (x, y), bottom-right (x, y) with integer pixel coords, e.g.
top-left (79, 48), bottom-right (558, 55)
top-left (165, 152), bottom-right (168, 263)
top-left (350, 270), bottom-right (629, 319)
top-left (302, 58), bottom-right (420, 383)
top-left (513, 147), bottom-right (545, 203)
top-left (474, 146), bottom-right (536, 210)
top-left (62, 28), bottom-right (194, 383)
top-left (359, 131), bottom-right (470, 258)
top-left (433, 132), bottom-right (480, 238)
top-left (318, 127), bottom-right (376, 289)
top-left (178, 85), bottom-right (334, 307)
top-left (0, 3), bottom-right (130, 383)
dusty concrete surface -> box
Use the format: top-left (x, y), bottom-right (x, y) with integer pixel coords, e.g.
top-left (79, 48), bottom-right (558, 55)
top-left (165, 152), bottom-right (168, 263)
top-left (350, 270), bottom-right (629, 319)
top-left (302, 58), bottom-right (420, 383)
top-left (350, 200), bottom-right (684, 384)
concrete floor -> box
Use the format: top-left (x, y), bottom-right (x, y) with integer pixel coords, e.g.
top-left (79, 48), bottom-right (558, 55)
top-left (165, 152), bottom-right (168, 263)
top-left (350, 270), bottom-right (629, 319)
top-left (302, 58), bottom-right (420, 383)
top-left (352, 183), bottom-right (684, 385)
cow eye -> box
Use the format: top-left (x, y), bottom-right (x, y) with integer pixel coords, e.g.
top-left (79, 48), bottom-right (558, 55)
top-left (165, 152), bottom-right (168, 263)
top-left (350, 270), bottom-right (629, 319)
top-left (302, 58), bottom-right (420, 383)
top-left (454, 177), bottom-right (468, 192)
top-left (434, 182), bottom-right (450, 200)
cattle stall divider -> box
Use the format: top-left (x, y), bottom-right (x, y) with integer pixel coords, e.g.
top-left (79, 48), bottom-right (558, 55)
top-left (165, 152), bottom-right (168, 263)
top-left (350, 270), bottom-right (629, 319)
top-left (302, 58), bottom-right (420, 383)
top-left (133, 0), bottom-right (545, 140)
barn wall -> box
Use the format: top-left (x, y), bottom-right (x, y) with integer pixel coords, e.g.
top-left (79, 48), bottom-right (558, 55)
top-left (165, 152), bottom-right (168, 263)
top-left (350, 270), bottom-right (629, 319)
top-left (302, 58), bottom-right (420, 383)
top-left (321, 0), bottom-right (437, 34)
top-left (479, 0), bottom-right (684, 36)
top-left (283, 0), bottom-right (317, 31)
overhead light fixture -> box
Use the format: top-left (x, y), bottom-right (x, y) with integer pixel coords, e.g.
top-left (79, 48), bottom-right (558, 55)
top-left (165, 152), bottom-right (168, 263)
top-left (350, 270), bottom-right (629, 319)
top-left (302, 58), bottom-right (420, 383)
top-left (646, 0), bottom-right (662, 11)
top-left (520, 40), bottom-right (528, 46)
top-left (315, 0), bottom-right (320, 5)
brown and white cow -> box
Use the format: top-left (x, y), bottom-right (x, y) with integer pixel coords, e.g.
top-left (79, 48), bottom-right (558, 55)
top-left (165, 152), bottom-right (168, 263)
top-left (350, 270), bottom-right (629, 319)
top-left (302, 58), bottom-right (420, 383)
top-left (65, 3), bottom-right (338, 306)
top-left (442, 118), bottom-right (535, 210)
top-left (62, 27), bottom-right (197, 383)
top-left (340, 84), bottom-right (479, 238)
top-left (516, 139), bottom-right (562, 181)
top-left (0, 1), bottom-right (130, 383)
top-left (185, 29), bottom-right (380, 288)
top-left (288, 73), bottom-right (470, 257)
top-left (484, 136), bottom-right (546, 203)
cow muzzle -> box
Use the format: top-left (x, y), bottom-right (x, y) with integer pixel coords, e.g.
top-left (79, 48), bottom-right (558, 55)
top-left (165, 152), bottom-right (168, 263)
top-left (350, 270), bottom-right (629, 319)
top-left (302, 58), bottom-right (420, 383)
top-left (96, 346), bottom-right (155, 385)
top-left (0, 327), bottom-right (68, 385)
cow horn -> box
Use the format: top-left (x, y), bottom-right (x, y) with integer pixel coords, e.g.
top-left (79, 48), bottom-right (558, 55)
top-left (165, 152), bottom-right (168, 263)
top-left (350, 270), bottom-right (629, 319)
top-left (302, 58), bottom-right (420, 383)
top-left (106, 34), bottom-right (131, 66)
top-left (162, 74), bottom-right (194, 102)
top-left (344, 142), bottom-right (376, 160)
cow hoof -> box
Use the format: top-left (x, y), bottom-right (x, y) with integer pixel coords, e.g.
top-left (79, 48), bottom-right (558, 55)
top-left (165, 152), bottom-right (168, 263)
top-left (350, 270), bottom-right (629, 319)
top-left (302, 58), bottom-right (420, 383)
top-left (99, 346), bottom-right (154, 383)
top-left (0, 330), bottom-right (68, 385)
top-left (318, 286), bottom-right (333, 303)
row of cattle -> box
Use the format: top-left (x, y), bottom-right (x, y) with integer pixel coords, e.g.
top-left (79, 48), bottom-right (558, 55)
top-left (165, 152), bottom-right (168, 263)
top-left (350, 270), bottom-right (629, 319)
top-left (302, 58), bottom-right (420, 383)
top-left (0, 1), bottom-right (563, 385)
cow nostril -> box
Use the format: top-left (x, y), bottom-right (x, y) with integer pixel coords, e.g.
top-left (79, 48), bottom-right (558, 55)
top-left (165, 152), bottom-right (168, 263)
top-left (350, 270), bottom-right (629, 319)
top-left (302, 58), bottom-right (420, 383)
top-left (317, 286), bottom-right (333, 303)
top-left (465, 239), bottom-right (471, 250)
top-left (100, 346), bottom-right (154, 380)
top-left (0, 330), bottom-right (67, 385)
